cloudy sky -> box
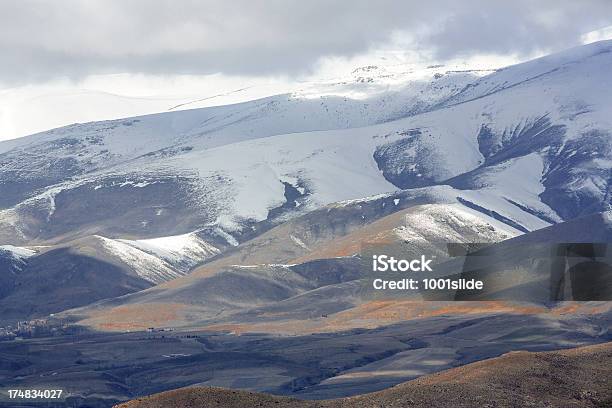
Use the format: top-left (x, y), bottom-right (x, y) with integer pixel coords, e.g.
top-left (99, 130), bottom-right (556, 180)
top-left (1, 0), bottom-right (612, 140)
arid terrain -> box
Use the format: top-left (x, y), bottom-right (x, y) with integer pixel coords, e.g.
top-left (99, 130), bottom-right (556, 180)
top-left (117, 342), bottom-right (612, 408)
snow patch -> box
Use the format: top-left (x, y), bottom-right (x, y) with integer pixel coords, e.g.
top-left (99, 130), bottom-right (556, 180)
top-left (96, 236), bottom-right (184, 284)
top-left (119, 232), bottom-right (219, 272)
top-left (0, 245), bottom-right (36, 259)
top-left (394, 204), bottom-right (519, 244)
top-left (290, 235), bottom-right (311, 251)
top-left (214, 227), bottom-right (239, 247)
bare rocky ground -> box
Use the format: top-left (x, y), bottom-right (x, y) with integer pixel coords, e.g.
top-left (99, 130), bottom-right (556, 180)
top-left (2, 310), bottom-right (609, 407)
top-left (116, 342), bottom-right (612, 408)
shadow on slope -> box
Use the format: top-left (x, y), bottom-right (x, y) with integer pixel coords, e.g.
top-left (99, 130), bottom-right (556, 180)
top-left (115, 341), bottom-right (612, 408)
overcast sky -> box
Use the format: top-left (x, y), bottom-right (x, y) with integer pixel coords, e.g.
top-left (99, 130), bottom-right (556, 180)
top-left (3, 0), bottom-right (612, 84)
top-left (1, 0), bottom-right (612, 139)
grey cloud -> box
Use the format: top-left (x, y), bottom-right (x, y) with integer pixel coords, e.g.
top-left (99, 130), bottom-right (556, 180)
top-left (1, 0), bottom-right (611, 84)
top-left (425, 2), bottom-right (612, 59)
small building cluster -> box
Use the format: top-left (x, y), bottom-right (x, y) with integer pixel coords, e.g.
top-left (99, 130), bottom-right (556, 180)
top-left (0, 318), bottom-right (66, 339)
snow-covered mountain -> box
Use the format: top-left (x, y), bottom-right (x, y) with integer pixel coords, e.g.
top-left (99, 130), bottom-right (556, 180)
top-left (0, 60), bottom-right (490, 141)
top-left (1, 42), bottom-right (609, 251)
top-left (0, 41), bottom-right (610, 319)
top-left (0, 68), bottom-right (484, 244)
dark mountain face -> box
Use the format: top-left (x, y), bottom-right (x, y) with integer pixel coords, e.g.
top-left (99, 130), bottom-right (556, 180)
top-left (0, 248), bottom-right (26, 298)
top-left (0, 247), bottom-right (152, 324)
top-left (539, 130), bottom-right (611, 219)
top-left (373, 129), bottom-right (444, 189)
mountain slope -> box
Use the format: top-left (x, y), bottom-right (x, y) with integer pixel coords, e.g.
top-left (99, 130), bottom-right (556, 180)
top-left (70, 193), bottom-right (520, 331)
top-left (424, 210), bottom-right (612, 302)
top-left (116, 342), bottom-right (612, 408)
top-left (1, 41), bottom-right (610, 248)
top-left (0, 41), bottom-right (611, 329)
top-left (0, 245), bottom-right (35, 298)
top-left (72, 206), bottom-right (610, 333)
top-left (0, 233), bottom-right (221, 323)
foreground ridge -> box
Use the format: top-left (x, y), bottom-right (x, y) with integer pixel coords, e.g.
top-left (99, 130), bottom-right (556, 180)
top-left (116, 342), bottom-right (612, 408)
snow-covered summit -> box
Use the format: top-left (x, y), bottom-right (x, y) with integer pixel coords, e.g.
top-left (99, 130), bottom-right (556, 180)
top-left (0, 42), bottom-right (610, 246)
